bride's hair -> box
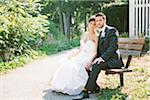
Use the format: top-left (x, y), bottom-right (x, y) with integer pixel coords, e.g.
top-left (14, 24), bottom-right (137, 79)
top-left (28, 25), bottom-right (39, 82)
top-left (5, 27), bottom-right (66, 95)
top-left (81, 16), bottom-right (96, 42)
top-left (88, 16), bottom-right (95, 23)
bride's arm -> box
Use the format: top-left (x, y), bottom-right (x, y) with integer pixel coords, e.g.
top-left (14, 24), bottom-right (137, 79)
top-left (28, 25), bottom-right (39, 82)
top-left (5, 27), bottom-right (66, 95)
top-left (85, 50), bottom-right (97, 71)
top-left (67, 32), bottom-right (88, 59)
top-left (85, 36), bottom-right (98, 70)
top-left (67, 49), bottom-right (79, 59)
top-left (67, 35), bottom-right (86, 59)
top-left (89, 36), bottom-right (98, 62)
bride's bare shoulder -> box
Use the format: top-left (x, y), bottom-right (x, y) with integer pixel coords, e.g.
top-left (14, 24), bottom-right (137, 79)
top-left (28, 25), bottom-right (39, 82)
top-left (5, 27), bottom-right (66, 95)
top-left (83, 31), bottom-right (89, 36)
top-left (81, 32), bottom-right (88, 39)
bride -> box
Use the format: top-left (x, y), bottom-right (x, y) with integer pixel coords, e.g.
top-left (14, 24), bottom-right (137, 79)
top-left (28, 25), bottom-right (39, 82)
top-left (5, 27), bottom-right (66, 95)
top-left (50, 16), bottom-right (98, 95)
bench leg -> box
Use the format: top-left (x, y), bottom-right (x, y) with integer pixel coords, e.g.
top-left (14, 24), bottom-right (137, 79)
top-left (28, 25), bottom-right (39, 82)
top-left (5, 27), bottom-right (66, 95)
top-left (120, 73), bottom-right (124, 86)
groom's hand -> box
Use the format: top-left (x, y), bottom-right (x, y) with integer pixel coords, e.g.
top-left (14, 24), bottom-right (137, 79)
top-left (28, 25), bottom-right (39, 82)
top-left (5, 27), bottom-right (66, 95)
top-left (92, 57), bottom-right (105, 64)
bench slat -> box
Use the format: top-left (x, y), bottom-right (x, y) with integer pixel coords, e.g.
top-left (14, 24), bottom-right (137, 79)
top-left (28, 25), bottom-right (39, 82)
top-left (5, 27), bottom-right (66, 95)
top-left (118, 38), bottom-right (145, 44)
top-left (119, 49), bottom-right (142, 56)
top-left (106, 68), bottom-right (132, 74)
top-left (118, 44), bottom-right (143, 51)
top-left (105, 38), bottom-right (145, 87)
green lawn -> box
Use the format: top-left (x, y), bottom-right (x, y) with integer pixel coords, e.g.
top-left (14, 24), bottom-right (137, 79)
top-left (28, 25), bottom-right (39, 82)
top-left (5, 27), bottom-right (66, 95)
top-left (97, 54), bottom-right (150, 100)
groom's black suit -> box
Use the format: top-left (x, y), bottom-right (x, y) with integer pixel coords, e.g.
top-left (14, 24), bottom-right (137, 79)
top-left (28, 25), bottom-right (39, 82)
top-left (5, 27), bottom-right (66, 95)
top-left (85, 25), bottom-right (124, 91)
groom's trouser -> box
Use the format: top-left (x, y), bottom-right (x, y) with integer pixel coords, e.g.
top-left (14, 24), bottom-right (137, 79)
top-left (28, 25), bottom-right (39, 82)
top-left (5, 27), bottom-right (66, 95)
top-left (85, 62), bottom-right (109, 91)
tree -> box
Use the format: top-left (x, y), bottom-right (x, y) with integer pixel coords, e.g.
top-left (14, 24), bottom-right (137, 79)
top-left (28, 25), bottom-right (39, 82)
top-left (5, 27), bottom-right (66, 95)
top-left (41, 0), bottom-right (115, 39)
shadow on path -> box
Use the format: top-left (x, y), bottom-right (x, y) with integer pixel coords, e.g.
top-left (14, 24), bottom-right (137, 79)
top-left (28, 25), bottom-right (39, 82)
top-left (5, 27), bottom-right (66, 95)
top-left (43, 89), bottom-right (98, 100)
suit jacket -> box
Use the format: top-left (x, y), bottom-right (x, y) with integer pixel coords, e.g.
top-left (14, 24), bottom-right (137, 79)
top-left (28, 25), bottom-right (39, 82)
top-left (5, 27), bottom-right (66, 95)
top-left (97, 26), bottom-right (124, 68)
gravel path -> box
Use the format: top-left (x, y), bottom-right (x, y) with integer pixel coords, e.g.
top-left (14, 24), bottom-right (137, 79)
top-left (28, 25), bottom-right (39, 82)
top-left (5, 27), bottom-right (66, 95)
top-left (0, 51), bottom-right (97, 100)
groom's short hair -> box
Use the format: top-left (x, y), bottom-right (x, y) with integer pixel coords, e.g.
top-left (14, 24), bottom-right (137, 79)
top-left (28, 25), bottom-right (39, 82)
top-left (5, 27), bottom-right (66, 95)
top-left (95, 12), bottom-right (106, 20)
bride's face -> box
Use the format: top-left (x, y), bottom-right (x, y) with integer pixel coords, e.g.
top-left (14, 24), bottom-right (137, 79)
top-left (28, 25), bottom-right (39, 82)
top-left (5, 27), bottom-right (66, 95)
top-left (88, 21), bottom-right (96, 31)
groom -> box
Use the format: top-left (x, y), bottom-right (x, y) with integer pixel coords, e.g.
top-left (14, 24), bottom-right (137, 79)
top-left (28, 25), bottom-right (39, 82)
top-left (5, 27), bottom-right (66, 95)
top-left (73, 12), bottom-right (124, 100)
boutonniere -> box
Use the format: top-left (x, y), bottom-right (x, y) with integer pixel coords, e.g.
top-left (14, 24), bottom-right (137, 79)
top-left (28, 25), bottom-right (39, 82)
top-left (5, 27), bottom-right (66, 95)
top-left (101, 31), bottom-right (105, 37)
top-left (115, 31), bottom-right (119, 36)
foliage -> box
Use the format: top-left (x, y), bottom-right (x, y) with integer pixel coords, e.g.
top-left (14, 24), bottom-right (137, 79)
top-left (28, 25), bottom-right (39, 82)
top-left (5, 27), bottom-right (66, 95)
top-left (103, 4), bottom-right (128, 32)
top-left (0, 0), bottom-right (49, 62)
top-left (98, 88), bottom-right (127, 100)
top-left (0, 49), bottom-right (44, 74)
top-left (48, 21), bottom-right (62, 39)
top-left (119, 32), bottom-right (129, 37)
top-left (41, 0), bottom-right (113, 39)
top-left (0, 38), bottom-right (80, 74)
top-left (41, 0), bottom-right (129, 39)
top-left (144, 38), bottom-right (150, 52)
top-left (39, 37), bottom-right (80, 55)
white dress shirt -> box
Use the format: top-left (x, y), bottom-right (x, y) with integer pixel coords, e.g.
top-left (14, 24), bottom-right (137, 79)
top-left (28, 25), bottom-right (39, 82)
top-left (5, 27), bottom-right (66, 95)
top-left (100, 24), bottom-right (107, 37)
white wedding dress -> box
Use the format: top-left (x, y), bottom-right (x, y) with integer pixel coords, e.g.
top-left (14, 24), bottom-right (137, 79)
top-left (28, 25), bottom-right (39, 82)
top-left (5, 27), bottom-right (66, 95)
top-left (50, 40), bottom-right (96, 95)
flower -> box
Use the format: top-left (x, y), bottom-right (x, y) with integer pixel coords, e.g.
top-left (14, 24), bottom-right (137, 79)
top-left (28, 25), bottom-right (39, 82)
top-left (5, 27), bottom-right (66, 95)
top-left (101, 31), bottom-right (105, 37)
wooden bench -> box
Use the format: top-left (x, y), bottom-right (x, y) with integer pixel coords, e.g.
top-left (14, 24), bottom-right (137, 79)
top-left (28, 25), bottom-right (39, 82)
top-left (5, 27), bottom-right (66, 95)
top-left (105, 37), bottom-right (145, 87)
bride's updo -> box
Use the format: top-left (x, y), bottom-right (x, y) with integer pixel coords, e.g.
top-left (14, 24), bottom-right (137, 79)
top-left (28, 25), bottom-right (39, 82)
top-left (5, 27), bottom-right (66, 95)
top-left (81, 16), bottom-right (96, 43)
top-left (87, 16), bottom-right (96, 33)
top-left (88, 16), bottom-right (95, 23)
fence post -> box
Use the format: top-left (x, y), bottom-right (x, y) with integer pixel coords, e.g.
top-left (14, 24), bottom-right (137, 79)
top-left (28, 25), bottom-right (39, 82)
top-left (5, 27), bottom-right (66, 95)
top-left (129, 0), bottom-right (135, 37)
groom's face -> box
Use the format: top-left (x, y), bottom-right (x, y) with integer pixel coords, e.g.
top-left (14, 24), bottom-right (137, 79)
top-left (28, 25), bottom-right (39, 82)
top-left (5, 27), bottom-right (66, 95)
top-left (95, 16), bottom-right (105, 28)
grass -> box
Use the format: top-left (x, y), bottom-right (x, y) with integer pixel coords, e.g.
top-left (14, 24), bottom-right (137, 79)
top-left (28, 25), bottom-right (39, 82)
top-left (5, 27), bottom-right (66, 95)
top-left (98, 88), bottom-right (127, 100)
top-left (0, 49), bottom-right (45, 75)
top-left (97, 54), bottom-right (150, 100)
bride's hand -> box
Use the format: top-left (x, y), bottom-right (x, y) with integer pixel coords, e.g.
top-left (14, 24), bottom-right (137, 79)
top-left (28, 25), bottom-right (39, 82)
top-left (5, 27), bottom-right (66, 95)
top-left (67, 49), bottom-right (77, 59)
top-left (85, 62), bottom-right (92, 70)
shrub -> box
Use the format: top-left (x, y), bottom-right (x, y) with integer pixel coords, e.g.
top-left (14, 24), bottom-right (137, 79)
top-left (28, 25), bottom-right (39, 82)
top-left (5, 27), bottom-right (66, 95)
top-left (39, 37), bottom-right (80, 55)
top-left (0, 0), bottom-right (49, 61)
top-left (48, 21), bottom-right (63, 39)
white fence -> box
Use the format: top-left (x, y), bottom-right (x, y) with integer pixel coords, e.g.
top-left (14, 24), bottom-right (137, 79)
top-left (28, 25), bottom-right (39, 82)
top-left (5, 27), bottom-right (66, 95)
top-left (129, 0), bottom-right (150, 38)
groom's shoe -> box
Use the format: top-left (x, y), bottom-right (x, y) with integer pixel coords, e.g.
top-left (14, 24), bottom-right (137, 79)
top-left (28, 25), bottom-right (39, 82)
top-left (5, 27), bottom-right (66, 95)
top-left (90, 87), bottom-right (100, 94)
top-left (72, 91), bottom-right (89, 100)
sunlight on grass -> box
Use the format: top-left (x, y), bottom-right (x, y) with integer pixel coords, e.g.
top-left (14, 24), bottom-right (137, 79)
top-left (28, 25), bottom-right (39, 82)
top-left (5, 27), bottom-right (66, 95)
top-left (97, 54), bottom-right (150, 100)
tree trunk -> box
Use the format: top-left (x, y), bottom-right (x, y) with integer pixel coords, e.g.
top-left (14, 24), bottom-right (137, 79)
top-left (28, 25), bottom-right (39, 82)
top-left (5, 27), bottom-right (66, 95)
top-left (58, 11), bottom-right (64, 34)
top-left (63, 13), bottom-right (67, 38)
top-left (67, 13), bottom-right (71, 39)
top-left (84, 15), bottom-right (87, 31)
top-left (63, 12), bottom-right (71, 39)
